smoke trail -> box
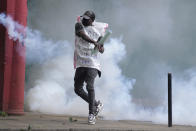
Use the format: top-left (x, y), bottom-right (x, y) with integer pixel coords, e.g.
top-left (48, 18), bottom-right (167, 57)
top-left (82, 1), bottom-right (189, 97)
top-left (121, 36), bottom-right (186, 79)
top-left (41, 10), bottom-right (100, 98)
top-left (0, 13), bottom-right (68, 65)
top-left (0, 13), bottom-right (25, 43)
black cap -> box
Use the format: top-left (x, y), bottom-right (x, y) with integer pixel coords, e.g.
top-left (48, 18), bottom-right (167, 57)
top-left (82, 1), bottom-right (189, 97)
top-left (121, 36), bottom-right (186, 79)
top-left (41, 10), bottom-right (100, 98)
top-left (82, 15), bottom-right (90, 20)
top-left (82, 10), bottom-right (95, 21)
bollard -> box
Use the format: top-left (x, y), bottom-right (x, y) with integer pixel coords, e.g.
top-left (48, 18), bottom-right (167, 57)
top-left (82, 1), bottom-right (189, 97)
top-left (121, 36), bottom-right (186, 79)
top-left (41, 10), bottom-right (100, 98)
top-left (168, 73), bottom-right (172, 127)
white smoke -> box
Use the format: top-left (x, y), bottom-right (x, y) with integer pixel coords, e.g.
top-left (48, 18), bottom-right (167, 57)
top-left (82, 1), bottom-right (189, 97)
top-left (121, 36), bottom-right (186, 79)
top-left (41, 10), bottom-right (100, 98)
top-left (0, 13), bottom-right (137, 117)
top-left (1, 13), bottom-right (196, 126)
top-left (173, 70), bottom-right (196, 125)
top-left (0, 13), bottom-right (67, 65)
top-left (0, 13), bottom-right (25, 43)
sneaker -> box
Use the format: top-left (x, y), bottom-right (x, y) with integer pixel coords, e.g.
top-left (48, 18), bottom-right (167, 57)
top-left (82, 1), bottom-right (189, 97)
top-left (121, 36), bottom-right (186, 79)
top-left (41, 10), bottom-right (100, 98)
top-left (94, 100), bottom-right (103, 116)
top-left (88, 114), bottom-right (96, 125)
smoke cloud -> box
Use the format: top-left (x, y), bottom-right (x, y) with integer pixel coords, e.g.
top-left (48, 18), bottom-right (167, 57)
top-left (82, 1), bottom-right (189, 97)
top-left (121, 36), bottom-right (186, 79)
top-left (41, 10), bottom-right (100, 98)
top-left (1, 0), bottom-right (196, 126)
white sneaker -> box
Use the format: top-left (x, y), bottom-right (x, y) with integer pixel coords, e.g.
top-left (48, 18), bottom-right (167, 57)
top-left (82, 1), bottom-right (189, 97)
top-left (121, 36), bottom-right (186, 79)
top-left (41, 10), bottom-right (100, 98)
top-left (94, 100), bottom-right (103, 116)
top-left (88, 114), bottom-right (96, 125)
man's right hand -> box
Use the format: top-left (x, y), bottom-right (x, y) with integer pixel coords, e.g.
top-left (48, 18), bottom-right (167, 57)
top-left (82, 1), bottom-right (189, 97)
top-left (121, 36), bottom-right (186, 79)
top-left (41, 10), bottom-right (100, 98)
top-left (94, 42), bottom-right (101, 49)
top-left (94, 42), bottom-right (104, 53)
top-left (99, 46), bottom-right (104, 54)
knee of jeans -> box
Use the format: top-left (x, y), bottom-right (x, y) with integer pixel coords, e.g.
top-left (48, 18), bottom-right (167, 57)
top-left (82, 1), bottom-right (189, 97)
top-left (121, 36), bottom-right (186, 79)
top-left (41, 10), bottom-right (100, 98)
top-left (74, 87), bottom-right (81, 95)
top-left (74, 82), bottom-right (80, 92)
top-left (74, 87), bottom-right (78, 94)
top-left (86, 85), bottom-right (94, 92)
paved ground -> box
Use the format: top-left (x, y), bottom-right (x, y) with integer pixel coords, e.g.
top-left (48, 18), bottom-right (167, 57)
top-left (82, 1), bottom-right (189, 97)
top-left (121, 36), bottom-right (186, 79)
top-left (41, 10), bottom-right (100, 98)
top-left (0, 112), bottom-right (195, 131)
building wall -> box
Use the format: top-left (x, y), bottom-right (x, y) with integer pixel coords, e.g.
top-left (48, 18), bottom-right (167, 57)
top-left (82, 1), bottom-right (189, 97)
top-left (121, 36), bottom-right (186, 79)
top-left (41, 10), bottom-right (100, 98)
top-left (0, 0), bottom-right (27, 114)
top-left (0, 0), bottom-right (7, 111)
